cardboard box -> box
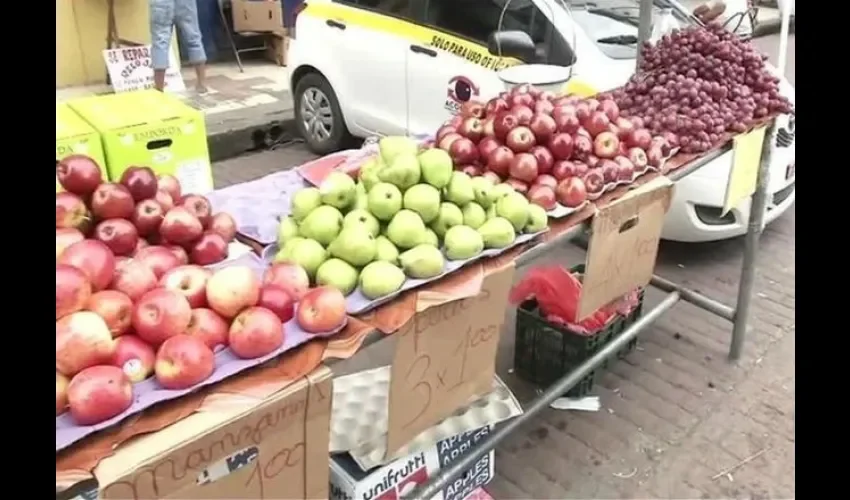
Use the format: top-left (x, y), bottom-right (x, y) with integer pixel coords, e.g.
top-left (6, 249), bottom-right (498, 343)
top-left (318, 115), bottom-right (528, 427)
top-left (233, 0), bottom-right (284, 33)
top-left (90, 366), bottom-right (332, 500)
top-left (330, 426), bottom-right (495, 500)
top-left (56, 103), bottom-right (107, 192)
top-left (265, 32), bottom-right (289, 67)
top-left (68, 90), bottom-right (214, 194)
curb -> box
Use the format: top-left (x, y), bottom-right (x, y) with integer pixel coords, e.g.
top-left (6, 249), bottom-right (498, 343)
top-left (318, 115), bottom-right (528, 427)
top-left (206, 109), bottom-right (297, 162)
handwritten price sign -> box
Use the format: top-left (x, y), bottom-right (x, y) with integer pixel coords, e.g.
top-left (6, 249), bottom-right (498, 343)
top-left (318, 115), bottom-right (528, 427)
top-left (102, 45), bottom-right (185, 93)
top-left (386, 266), bottom-right (514, 455)
top-left (578, 177), bottom-right (673, 320)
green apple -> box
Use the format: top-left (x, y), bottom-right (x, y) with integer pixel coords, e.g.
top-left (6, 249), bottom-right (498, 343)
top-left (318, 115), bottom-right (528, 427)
top-left (367, 182), bottom-right (403, 221)
top-left (343, 209), bottom-right (380, 237)
top-left (496, 192), bottom-right (530, 232)
top-left (277, 216), bottom-right (299, 247)
top-left (288, 239), bottom-right (328, 279)
top-left (316, 258), bottom-right (359, 296)
top-left (418, 148), bottom-right (453, 189)
top-left (299, 205), bottom-right (343, 246)
top-left (461, 202), bottom-right (487, 229)
top-left (386, 209), bottom-right (427, 249)
top-left (403, 184), bottom-right (441, 223)
top-left (319, 171), bottom-right (356, 210)
top-left (290, 187), bottom-right (322, 222)
top-left (328, 226), bottom-right (377, 267)
top-left (430, 202), bottom-right (464, 239)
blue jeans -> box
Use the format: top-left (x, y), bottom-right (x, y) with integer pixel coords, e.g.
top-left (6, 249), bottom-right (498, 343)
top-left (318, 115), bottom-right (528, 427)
top-left (150, 0), bottom-right (207, 70)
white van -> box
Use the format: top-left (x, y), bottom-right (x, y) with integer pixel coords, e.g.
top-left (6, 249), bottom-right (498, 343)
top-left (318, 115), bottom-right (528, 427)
top-left (286, 0), bottom-right (795, 242)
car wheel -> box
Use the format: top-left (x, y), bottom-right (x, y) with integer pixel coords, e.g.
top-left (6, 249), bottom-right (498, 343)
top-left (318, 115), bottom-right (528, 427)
top-left (293, 73), bottom-right (350, 155)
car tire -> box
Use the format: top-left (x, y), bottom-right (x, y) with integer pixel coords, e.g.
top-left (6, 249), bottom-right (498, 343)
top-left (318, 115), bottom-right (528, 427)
top-left (293, 73), bottom-right (351, 155)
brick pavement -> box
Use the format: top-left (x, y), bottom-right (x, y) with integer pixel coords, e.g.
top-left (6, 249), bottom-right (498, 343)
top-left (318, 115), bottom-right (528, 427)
top-left (213, 147), bottom-right (795, 499)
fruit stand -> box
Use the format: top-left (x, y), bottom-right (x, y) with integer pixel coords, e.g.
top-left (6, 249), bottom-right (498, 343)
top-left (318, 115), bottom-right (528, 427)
top-left (56, 10), bottom-right (792, 499)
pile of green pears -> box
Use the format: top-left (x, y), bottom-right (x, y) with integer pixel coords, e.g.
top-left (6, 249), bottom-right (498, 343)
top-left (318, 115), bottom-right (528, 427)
top-left (275, 136), bottom-right (549, 302)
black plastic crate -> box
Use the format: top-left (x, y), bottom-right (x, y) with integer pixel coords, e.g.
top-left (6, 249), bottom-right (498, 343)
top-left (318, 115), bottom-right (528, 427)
top-left (513, 264), bottom-right (645, 398)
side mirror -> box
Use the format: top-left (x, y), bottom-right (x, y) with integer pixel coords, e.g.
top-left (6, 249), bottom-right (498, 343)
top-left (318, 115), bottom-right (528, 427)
top-left (487, 31), bottom-right (536, 61)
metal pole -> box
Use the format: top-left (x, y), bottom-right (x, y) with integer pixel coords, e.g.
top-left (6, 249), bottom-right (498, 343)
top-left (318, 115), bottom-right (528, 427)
top-left (728, 122), bottom-right (775, 361)
top-left (776, 0), bottom-right (792, 77)
top-left (636, 0), bottom-right (654, 69)
top-left (404, 292), bottom-right (682, 500)
top-left (650, 275), bottom-right (735, 321)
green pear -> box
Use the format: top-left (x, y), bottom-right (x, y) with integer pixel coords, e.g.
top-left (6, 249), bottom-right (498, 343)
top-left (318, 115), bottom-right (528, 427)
top-left (422, 228), bottom-right (439, 247)
top-left (444, 225), bottom-right (485, 260)
top-left (344, 209), bottom-right (380, 237)
top-left (378, 153), bottom-right (421, 191)
top-left (403, 184), bottom-right (441, 223)
top-left (367, 182), bottom-right (403, 221)
top-left (328, 226), bottom-right (377, 267)
top-left (277, 216), bottom-right (299, 247)
top-left (359, 261), bottom-right (406, 300)
top-left (399, 244), bottom-right (445, 279)
top-left (289, 239), bottom-right (328, 279)
top-left (471, 177), bottom-right (495, 209)
top-left (276, 236), bottom-right (306, 262)
top-left (299, 205), bottom-right (344, 246)
top-left (443, 172), bottom-right (475, 206)
top-left (486, 204), bottom-right (498, 220)
top-left (478, 217), bottom-right (517, 249)
top-left (525, 205), bottom-right (549, 233)
top-left (359, 157), bottom-right (385, 192)
top-left (430, 202), bottom-right (464, 239)
top-left (496, 192), bottom-right (530, 232)
top-left (353, 183), bottom-right (369, 210)
top-left (386, 209), bottom-right (427, 250)
top-left (291, 187), bottom-right (322, 222)
top-left (374, 235), bottom-right (400, 264)
top-left (461, 202), bottom-right (487, 230)
top-left (379, 136), bottom-right (419, 165)
top-left (418, 148), bottom-right (453, 189)
top-left (491, 183), bottom-right (516, 202)
top-left (319, 171), bottom-right (356, 210)
top-left (316, 258), bottom-right (359, 296)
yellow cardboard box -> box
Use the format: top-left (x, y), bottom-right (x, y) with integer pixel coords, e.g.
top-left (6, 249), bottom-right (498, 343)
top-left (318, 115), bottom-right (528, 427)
top-left (56, 103), bottom-right (107, 192)
top-left (68, 90), bottom-right (213, 194)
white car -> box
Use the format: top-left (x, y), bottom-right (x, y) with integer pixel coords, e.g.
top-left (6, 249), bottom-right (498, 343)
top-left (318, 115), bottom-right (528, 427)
top-left (287, 0), bottom-right (795, 242)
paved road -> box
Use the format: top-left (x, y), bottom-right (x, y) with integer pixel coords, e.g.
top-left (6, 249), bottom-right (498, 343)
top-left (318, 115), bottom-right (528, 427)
top-left (213, 34), bottom-right (795, 499)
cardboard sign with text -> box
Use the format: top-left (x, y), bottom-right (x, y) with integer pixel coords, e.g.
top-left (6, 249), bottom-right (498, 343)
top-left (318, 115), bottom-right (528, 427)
top-left (577, 177), bottom-right (674, 320)
top-left (93, 367), bottom-right (332, 500)
top-left (386, 264), bottom-right (515, 455)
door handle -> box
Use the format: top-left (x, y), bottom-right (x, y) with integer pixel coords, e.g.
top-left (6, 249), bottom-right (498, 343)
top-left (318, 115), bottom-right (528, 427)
top-left (326, 19), bottom-right (346, 30)
top-left (410, 45), bottom-right (437, 57)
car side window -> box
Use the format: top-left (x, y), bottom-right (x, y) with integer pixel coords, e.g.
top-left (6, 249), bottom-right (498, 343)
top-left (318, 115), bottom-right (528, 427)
top-left (338, 0), bottom-right (415, 18)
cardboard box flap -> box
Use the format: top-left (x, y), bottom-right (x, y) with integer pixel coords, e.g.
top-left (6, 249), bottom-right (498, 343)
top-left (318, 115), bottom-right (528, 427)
top-left (69, 90), bottom-right (197, 131)
top-left (56, 103), bottom-right (98, 140)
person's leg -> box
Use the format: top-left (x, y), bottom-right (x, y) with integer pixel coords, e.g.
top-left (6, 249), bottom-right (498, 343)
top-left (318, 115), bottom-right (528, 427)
top-left (149, 0), bottom-right (176, 91)
top-left (175, 0), bottom-right (208, 92)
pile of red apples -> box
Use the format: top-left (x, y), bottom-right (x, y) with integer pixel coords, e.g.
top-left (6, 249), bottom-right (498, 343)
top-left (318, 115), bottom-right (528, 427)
top-left (431, 84), bottom-right (676, 211)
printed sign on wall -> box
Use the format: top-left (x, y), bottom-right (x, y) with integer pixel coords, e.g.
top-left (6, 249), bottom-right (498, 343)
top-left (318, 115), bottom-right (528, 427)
top-left (103, 45), bottom-right (185, 93)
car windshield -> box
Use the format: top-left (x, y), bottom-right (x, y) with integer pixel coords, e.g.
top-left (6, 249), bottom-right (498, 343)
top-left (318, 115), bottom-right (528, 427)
top-left (561, 0), bottom-right (695, 59)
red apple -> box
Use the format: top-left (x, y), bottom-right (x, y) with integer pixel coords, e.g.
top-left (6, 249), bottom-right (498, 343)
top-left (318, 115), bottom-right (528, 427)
top-left (529, 146), bottom-right (554, 175)
top-left (482, 171), bottom-right (502, 184)
top-left (449, 137), bottom-right (479, 165)
top-left (210, 212), bottom-right (238, 242)
top-left (56, 264), bottom-right (92, 320)
top-left (527, 184), bottom-right (556, 210)
top-left (186, 308), bottom-right (230, 350)
top-left (190, 231), bottom-right (229, 265)
top-left (534, 99), bottom-right (554, 115)
top-left (661, 131), bottom-right (679, 150)
top-left (614, 156), bottom-right (636, 182)
top-left (575, 102), bottom-right (591, 122)
top-left (505, 178), bottom-right (529, 194)
top-left (460, 100), bottom-right (485, 119)
top-left (228, 307), bottom-right (285, 359)
top-left (56, 228), bottom-right (85, 261)
top-left (630, 116), bottom-right (645, 129)
top-left (180, 194), bottom-right (213, 228)
top-left (486, 146), bottom-right (514, 177)
top-left (90, 183), bottom-right (134, 221)
top-left (157, 174), bottom-right (182, 202)
top-left (120, 166), bottom-right (158, 201)
top-left (484, 97), bottom-right (510, 117)
top-left (207, 265), bottom-right (261, 318)
top-left (154, 334), bottom-right (216, 390)
top-left (166, 245), bottom-right (190, 265)
top-left (552, 160), bottom-right (577, 181)
top-left (534, 174), bottom-right (558, 189)
top-left (508, 153), bottom-right (539, 183)
top-left (133, 288), bottom-right (193, 346)
top-left (585, 98), bottom-right (601, 111)
top-left (628, 147), bottom-right (649, 171)
top-left (109, 259), bottom-right (158, 301)
top-left (584, 111), bottom-right (611, 137)
top-left (111, 335), bottom-right (156, 383)
top-left (575, 127), bottom-right (592, 139)
top-left (57, 155), bottom-right (103, 196)
top-left (258, 285), bottom-right (296, 323)
top-left (599, 160), bottom-right (620, 184)
top-left (86, 290), bottom-right (133, 337)
top-left (538, 90), bottom-right (555, 101)
top-left (56, 311), bottom-right (116, 376)
top-left (552, 104), bottom-right (577, 120)
top-left (492, 111), bottom-right (519, 141)
top-left (548, 133), bottom-right (574, 160)
top-left (435, 125), bottom-right (457, 143)
top-left (593, 131), bottom-right (620, 159)
top-left (160, 265), bottom-right (212, 308)
top-left (556, 177), bottom-right (588, 208)
top-left (132, 199), bottom-right (164, 236)
top-left (646, 146), bottom-right (665, 169)
top-left (481, 117), bottom-right (496, 138)
top-left (586, 155), bottom-right (600, 169)
top-left (133, 238), bottom-right (149, 256)
top-left (573, 161), bottom-right (590, 177)
top-left (155, 190), bottom-right (175, 212)
top-left (510, 105), bottom-right (534, 126)
top-left (554, 113), bottom-right (581, 134)
top-left (572, 135), bottom-right (593, 161)
top-left (478, 137), bottom-right (500, 160)
top-left (583, 170), bottom-right (605, 195)
top-left (457, 117), bottom-right (484, 143)
top-left (56, 373), bottom-right (69, 415)
top-left (509, 93), bottom-right (535, 110)
top-left (94, 219), bottom-right (139, 257)
top-left (67, 365), bottom-right (133, 425)
top-left (160, 207), bottom-right (203, 245)
top-left (617, 141), bottom-right (629, 157)
top-left (135, 246), bottom-right (182, 279)
top-left (599, 100), bottom-right (620, 122)
top-left (296, 287), bottom-right (346, 333)
top-left (59, 240), bottom-right (116, 291)
top-left (56, 192), bottom-right (91, 232)
top-left (438, 132), bottom-right (463, 151)
top-left (461, 164), bottom-right (483, 177)
top-left (528, 114), bottom-right (557, 143)
top-left (614, 117), bottom-right (635, 140)
top-left (505, 126), bottom-right (536, 153)
top-left (651, 135), bottom-right (673, 156)
top-left (627, 128), bottom-right (653, 150)
top-left (263, 262), bottom-right (310, 300)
